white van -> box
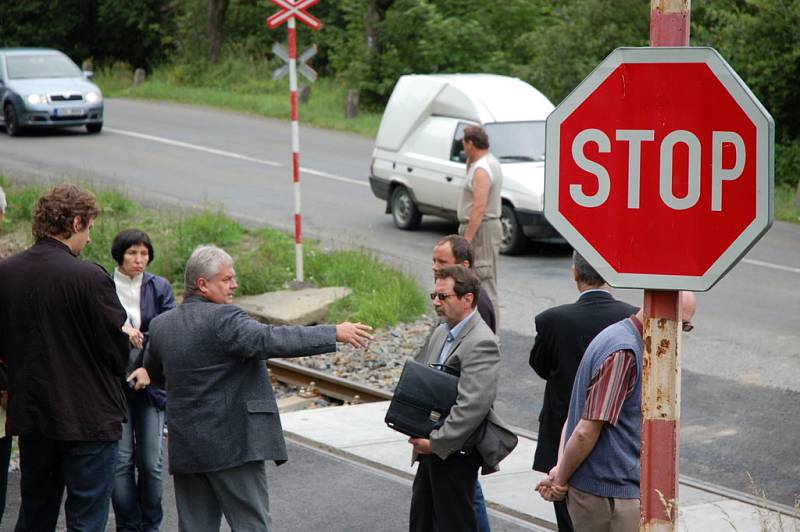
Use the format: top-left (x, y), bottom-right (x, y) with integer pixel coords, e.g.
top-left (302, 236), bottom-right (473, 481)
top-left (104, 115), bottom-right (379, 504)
top-left (368, 73), bottom-right (563, 254)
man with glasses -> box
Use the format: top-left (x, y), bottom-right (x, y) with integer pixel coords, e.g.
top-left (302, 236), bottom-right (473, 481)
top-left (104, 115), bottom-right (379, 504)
top-left (408, 265), bottom-right (514, 532)
top-left (536, 292), bottom-right (696, 532)
top-left (431, 234), bottom-right (495, 530)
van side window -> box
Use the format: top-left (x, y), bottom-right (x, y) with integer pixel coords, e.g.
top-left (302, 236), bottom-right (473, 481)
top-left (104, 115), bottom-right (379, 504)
top-left (450, 122), bottom-right (470, 163)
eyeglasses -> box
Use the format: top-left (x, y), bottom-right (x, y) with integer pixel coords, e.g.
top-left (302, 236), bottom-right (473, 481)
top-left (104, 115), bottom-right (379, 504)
top-left (682, 321), bottom-right (694, 332)
top-left (430, 292), bottom-right (456, 301)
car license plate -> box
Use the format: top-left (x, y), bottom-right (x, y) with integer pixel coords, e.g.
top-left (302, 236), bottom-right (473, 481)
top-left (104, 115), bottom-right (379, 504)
top-left (53, 108), bottom-right (84, 117)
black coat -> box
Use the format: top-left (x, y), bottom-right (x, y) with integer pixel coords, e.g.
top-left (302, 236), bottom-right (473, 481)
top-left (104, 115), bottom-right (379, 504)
top-left (0, 238), bottom-right (129, 441)
top-left (529, 290), bottom-right (637, 473)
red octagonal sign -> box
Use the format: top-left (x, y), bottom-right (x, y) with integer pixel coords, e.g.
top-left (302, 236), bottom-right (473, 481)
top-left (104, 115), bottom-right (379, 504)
top-left (545, 47), bottom-right (774, 291)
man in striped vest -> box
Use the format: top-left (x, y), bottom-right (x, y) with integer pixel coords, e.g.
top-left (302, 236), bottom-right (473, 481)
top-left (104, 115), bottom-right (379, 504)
top-left (536, 292), bottom-right (696, 531)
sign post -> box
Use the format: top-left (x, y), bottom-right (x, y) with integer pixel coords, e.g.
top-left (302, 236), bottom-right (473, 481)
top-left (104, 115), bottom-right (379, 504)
top-left (641, 4), bottom-right (690, 530)
top-left (544, 14), bottom-right (773, 532)
top-left (267, 0), bottom-right (322, 284)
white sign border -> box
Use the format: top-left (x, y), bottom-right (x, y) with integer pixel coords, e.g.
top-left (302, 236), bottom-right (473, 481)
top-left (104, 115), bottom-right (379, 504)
top-left (544, 47), bottom-right (775, 291)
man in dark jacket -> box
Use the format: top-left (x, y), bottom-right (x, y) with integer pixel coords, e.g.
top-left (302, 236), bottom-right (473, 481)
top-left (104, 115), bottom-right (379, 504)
top-left (529, 252), bottom-right (637, 531)
top-left (0, 184), bottom-right (130, 532)
top-left (130, 245), bottom-right (373, 531)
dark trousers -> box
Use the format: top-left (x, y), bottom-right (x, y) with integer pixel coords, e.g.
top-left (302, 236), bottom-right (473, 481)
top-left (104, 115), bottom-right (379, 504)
top-left (554, 499), bottom-right (574, 532)
top-left (15, 434), bottom-right (117, 532)
top-left (0, 436), bottom-right (12, 525)
top-left (410, 451), bottom-right (481, 532)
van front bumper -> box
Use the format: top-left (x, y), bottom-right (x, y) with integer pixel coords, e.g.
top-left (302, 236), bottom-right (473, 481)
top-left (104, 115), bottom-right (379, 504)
top-left (516, 208), bottom-right (566, 243)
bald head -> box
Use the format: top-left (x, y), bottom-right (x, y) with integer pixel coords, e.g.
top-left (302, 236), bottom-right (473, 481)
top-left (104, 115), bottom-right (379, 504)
top-left (680, 291), bottom-right (697, 331)
top-left (635, 291), bottom-right (697, 331)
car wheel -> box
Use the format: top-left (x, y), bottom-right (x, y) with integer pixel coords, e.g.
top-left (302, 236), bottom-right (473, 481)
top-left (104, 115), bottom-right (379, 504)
top-left (86, 122), bottom-right (103, 134)
top-left (4, 104), bottom-right (21, 137)
top-left (500, 203), bottom-right (526, 255)
top-left (390, 185), bottom-right (422, 230)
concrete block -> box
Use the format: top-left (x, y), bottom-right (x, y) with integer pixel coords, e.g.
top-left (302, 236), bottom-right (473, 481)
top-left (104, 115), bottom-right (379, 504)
top-left (236, 286), bottom-right (352, 325)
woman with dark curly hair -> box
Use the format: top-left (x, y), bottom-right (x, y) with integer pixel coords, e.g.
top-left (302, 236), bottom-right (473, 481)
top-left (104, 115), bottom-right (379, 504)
top-left (110, 229), bottom-right (175, 532)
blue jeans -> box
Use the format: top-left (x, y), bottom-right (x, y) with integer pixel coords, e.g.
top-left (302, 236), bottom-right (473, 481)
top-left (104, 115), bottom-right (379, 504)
top-left (15, 435), bottom-right (117, 532)
top-left (112, 392), bottom-right (166, 532)
top-left (474, 480), bottom-right (491, 532)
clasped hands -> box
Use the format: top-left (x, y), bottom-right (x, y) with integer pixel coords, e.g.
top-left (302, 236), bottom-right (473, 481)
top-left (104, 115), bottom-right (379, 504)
top-left (535, 466), bottom-right (568, 502)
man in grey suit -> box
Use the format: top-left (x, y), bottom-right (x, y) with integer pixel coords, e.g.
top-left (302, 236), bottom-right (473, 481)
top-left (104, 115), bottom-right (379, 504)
top-left (130, 245), bottom-right (372, 532)
top-left (408, 265), bottom-right (514, 532)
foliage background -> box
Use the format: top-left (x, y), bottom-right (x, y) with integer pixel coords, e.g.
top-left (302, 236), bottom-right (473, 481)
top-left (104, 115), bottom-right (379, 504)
top-left (1, 0), bottom-right (798, 187)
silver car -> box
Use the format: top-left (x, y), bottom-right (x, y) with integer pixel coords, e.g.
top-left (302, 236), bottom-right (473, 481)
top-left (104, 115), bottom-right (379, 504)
top-left (0, 48), bottom-right (103, 136)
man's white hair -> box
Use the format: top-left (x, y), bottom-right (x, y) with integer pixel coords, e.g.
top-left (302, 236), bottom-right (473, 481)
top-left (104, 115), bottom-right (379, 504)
top-left (184, 245), bottom-right (233, 298)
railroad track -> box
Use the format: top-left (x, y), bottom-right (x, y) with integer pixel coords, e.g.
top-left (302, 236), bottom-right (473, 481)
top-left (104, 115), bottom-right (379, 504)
top-left (267, 359), bottom-right (393, 404)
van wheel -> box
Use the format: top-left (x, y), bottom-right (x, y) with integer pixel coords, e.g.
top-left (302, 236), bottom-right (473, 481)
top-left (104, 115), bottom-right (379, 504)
top-left (86, 122), bottom-right (103, 134)
top-left (500, 204), bottom-right (526, 255)
top-left (390, 186), bottom-right (422, 230)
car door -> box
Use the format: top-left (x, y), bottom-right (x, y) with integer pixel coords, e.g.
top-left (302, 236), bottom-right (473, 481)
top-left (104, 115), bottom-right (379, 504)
top-left (439, 121), bottom-right (476, 213)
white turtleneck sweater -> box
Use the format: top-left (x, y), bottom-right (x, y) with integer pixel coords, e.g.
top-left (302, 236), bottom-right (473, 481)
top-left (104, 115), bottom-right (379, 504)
top-left (114, 269), bottom-right (143, 329)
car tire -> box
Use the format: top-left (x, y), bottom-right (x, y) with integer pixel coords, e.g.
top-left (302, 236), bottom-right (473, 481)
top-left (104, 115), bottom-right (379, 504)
top-left (500, 203), bottom-right (526, 255)
top-left (4, 104), bottom-right (21, 137)
top-left (390, 185), bottom-right (422, 230)
top-left (86, 122), bottom-right (103, 134)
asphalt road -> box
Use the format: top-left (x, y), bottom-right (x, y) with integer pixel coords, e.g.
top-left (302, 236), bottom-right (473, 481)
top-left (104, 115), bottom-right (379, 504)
top-left (3, 439), bottom-right (537, 531)
top-left (0, 99), bottom-right (798, 505)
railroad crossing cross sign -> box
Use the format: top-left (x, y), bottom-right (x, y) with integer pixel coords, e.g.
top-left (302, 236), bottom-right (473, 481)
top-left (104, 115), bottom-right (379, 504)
top-left (272, 43), bottom-right (318, 82)
top-left (544, 47), bottom-right (774, 291)
top-left (267, 0), bottom-right (322, 30)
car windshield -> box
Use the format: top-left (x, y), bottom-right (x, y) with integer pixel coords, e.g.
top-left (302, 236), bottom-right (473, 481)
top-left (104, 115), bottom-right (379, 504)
top-left (6, 54), bottom-right (82, 79)
top-left (485, 121), bottom-right (546, 163)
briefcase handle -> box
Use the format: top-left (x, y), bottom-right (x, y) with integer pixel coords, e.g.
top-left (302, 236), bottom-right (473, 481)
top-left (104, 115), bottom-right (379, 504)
top-left (429, 363), bottom-right (459, 377)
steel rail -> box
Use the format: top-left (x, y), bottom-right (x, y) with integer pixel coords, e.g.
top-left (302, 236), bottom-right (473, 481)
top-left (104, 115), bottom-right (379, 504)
top-left (267, 359), bottom-right (393, 403)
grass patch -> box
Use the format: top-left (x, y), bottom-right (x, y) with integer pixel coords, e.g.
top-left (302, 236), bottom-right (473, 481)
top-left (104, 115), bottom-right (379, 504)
top-left (775, 184), bottom-right (800, 224)
top-left (0, 178), bottom-right (426, 328)
top-left (95, 60), bottom-right (382, 138)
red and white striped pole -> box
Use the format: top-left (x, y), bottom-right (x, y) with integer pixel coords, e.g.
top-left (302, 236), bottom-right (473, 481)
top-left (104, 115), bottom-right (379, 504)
top-left (288, 16), bottom-right (303, 283)
top-left (641, 3), bottom-right (690, 530)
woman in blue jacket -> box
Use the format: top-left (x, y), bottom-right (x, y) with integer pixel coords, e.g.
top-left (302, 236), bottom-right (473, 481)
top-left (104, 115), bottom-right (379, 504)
top-left (110, 229), bottom-right (175, 532)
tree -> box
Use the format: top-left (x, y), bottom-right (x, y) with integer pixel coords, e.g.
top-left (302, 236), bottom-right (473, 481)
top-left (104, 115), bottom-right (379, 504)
top-left (207, 0), bottom-right (230, 63)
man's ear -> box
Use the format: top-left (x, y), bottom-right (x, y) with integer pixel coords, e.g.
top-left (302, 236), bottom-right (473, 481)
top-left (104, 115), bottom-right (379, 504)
top-left (196, 277), bottom-right (208, 294)
top-left (72, 216), bottom-right (84, 233)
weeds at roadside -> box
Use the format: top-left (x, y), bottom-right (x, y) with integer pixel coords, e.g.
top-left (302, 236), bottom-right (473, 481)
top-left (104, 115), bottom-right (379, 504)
top-left (0, 178), bottom-right (426, 327)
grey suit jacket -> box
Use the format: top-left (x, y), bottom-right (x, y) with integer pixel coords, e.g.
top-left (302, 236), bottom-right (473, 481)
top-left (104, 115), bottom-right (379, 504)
top-left (145, 295), bottom-right (336, 475)
top-left (415, 312), bottom-right (516, 470)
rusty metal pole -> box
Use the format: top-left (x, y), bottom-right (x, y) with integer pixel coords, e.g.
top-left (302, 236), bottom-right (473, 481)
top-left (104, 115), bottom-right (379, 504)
top-left (641, 2), bottom-right (690, 531)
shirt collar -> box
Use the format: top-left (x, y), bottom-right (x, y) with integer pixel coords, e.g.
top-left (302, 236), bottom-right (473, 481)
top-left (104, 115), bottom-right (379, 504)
top-left (580, 288), bottom-right (610, 296)
top-left (447, 309), bottom-right (477, 341)
top-left (630, 314), bottom-right (644, 334)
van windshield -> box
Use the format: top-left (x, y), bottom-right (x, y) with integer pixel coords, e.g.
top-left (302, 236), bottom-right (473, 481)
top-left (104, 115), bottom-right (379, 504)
top-left (485, 121), bottom-right (546, 163)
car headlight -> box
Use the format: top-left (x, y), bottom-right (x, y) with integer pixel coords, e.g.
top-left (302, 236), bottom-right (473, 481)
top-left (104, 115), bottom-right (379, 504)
top-left (85, 92), bottom-right (102, 104)
top-left (26, 94), bottom-right (48, 105)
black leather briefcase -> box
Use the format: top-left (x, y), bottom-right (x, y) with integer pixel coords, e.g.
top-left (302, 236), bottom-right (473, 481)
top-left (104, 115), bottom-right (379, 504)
top-left (385, 360), bottom-right (459, 439)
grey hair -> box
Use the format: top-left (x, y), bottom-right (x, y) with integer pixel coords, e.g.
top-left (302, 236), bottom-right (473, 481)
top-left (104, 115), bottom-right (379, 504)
top-left (184, 245), bottom-right (234, 298)
top-left (572, 251), bottom-right (605, 287)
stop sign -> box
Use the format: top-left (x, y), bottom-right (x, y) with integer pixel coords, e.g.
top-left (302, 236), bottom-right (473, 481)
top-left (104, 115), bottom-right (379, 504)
top-left (545, 47), bottom-right (774, 291)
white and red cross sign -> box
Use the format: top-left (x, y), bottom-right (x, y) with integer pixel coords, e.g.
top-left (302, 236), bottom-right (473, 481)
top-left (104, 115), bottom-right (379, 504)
top-left (267, 0), bottom-right (322, 31)
top-left (544, 47), bottom-right (774, 291)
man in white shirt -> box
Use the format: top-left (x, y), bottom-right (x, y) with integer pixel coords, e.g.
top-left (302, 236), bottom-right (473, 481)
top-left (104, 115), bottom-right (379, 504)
top-left (457, 125), bottom-right (503, 329)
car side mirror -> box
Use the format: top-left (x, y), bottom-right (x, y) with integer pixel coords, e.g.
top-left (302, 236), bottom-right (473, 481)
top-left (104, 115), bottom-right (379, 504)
top-left (83, 70), bottom-right (94, 80)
